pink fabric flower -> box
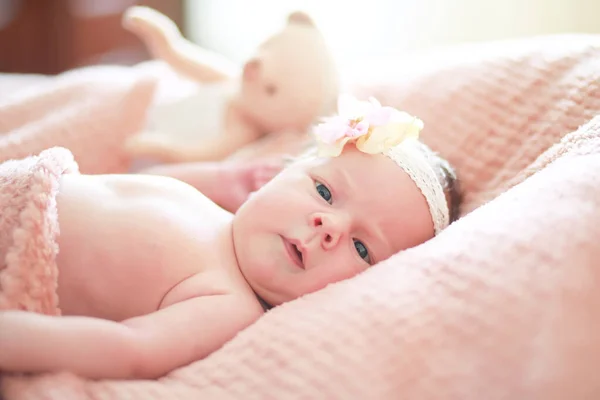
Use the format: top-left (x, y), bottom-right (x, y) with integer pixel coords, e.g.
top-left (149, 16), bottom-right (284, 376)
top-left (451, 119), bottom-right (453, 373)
top-left (313, 116), bottom-right (369, 144)
top-left (314, 95), bottom-right (424, 157)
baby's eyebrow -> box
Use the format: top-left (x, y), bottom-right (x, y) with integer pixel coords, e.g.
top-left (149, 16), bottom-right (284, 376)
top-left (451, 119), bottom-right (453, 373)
top-left (335, 168), bottom-right (356, 194)
top-left (364, 223), bottom-right (390, 264)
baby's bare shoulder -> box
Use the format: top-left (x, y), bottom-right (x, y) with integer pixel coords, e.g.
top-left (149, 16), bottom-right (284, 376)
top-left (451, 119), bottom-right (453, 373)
top-left (159, 270), bottom-right (262, 310)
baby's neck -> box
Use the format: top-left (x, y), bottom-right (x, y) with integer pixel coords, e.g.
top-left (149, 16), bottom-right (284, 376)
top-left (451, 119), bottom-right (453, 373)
top-left (218, 222), bottom-right (271, 310)
top-left (255, 294), bottom-right (274, 311)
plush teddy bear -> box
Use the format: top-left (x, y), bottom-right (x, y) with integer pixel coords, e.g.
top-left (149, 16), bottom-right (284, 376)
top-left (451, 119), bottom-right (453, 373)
top-left (122, 6), bottom-right (339, 165)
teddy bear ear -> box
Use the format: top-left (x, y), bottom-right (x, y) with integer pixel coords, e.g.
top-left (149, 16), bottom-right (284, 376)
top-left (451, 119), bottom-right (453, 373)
top-left (287, 11), bottom-right (315, 27)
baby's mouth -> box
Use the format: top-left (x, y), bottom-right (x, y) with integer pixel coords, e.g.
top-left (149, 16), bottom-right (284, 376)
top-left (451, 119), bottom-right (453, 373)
top-left (282, 236), bottom-right (305, 269)
top-left (292, 244), bottom-right (304, 264)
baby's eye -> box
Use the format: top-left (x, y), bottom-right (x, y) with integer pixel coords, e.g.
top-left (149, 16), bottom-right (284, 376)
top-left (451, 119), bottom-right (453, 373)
top-left (315, 181), bottom-right (332, 204)
top-left (353, 239), bottom-right (371, 264)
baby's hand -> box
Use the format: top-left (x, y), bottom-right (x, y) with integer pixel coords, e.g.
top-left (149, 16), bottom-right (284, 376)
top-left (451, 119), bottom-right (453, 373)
top-left (222, 159), bottom-right (283, 212)
top-left (247, 159), bottom-right (284, 191)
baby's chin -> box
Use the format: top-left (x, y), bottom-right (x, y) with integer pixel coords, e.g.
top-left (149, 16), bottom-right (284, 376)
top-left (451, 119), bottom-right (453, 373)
top-left (234, 254), bottom-right (315, 306)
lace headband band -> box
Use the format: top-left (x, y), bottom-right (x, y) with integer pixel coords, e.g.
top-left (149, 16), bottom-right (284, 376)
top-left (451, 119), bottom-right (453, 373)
top-left (313, 95), bottom-right (450, 235)
top-left (383, 139), bottom-right (449, 234)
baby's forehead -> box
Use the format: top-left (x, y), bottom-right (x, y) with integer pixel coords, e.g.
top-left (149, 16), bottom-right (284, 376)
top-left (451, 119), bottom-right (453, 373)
top-left (310, 150), bottom-right (419, 207)
top-left (314, 148), bottom-right (406, 182)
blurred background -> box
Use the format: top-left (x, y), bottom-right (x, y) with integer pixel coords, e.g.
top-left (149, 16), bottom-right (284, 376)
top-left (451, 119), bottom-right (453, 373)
top-left (1, 0), bottom-right (599, 75)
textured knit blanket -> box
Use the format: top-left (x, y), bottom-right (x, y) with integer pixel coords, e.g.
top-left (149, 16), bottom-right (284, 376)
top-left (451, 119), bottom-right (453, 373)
top-left (2, 34), bottom-right (600, 399)
top-left (0, 64), bottom-right (157, 174)
top-left (0, 148), bottom-right (78, 314)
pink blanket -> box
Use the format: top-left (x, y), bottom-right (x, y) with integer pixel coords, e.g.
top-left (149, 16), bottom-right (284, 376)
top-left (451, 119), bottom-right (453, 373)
top-left (2, 34), bottom-right (600, 399)
top-left (0, 64), bottom-right (157, 174)
top-left (0, 147), bottom-right (77, 314)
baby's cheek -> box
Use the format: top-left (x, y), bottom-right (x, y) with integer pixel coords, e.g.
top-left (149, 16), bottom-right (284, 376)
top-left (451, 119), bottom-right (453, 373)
top-left (263, 181), bottom-right (309, 208)
top-left (323, 251), bottom-right (362, 281)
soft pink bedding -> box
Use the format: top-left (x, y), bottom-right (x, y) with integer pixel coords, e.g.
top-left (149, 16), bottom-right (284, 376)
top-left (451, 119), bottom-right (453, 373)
top-left (0, 64), bottom-right (157, 173)
top-left (0, 147), bottom-right (77, 314)
top-left (1, 33), bottom-right (600, 399)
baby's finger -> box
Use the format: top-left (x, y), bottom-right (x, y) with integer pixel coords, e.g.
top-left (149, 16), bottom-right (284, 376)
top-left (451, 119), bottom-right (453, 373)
top-left (252, 174), bottom-right (272, 189)
top-left (251, 172), bottom-right (276, 190)
top-left (260, 159), bottom-right (286, 174)
top-left (254, 165), bottom-right (281, 182)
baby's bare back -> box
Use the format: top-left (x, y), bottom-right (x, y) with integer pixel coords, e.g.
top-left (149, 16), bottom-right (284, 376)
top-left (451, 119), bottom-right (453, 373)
top-left (55, 173), bottom-right (234, 321)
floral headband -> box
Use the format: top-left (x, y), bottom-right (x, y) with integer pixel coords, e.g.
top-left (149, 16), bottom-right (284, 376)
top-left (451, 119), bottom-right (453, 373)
top-left (313, 94), bottom-right (450, 235)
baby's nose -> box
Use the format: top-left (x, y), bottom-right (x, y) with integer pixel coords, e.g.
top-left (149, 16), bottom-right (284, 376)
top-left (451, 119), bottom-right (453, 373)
top-left (311, 213), bottom-right (349, 250)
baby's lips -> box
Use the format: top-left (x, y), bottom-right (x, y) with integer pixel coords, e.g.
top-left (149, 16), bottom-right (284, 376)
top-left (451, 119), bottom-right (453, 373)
top-left (288, 238), bottom-right (310, 269)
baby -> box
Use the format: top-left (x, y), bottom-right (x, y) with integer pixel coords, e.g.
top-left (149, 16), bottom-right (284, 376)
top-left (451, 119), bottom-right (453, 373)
top-left (0, 97), bottom-right (461, 380)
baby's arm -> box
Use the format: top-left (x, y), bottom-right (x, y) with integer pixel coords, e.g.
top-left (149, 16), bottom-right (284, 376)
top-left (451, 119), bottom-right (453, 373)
top-left (0, 311), bottom-right (139, 378)
top-left (0, 295), bottom-right (261, 379)
top-left (126, 129), bottom-right (259, 164)
top-left (139, 159), bottom-right (282, 213)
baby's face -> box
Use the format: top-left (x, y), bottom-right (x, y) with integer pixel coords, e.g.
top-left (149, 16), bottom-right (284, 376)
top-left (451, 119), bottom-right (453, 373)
top-left (232, 145), bottom-right (434, 306)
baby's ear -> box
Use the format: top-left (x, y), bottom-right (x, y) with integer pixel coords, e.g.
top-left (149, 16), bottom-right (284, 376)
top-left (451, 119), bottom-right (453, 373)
top-left (287, 11), bottom-right (315, 27)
